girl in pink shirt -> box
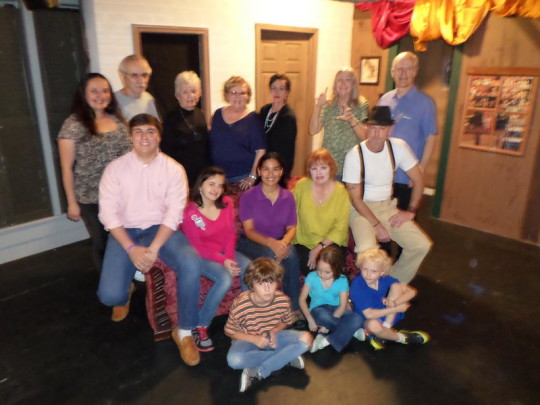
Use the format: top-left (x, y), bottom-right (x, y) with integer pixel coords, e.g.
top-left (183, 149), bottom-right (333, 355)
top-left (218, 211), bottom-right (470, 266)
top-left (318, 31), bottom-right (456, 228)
top-left (182, 166), bottom-right (251, 352)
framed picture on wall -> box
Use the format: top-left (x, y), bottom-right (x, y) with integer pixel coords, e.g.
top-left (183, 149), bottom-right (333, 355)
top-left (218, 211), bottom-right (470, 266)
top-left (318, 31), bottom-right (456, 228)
top-left (459, 67), bottom-right (539, 156)
top-left (359, 56), bottom-right (380, 85)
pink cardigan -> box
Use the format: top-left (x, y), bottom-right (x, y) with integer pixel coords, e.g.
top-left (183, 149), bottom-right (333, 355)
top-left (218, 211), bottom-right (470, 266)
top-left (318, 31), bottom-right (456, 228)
top-left (181, 196), bottom-right (236, 264)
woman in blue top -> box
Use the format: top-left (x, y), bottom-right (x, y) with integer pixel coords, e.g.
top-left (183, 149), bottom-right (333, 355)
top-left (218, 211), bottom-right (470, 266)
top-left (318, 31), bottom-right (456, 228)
top-left (299, 246), bottom-right (365, 353)
top-left (210, 76), bottom-right (266, 190)
top-left (237, 152), bottom-right (300, 311)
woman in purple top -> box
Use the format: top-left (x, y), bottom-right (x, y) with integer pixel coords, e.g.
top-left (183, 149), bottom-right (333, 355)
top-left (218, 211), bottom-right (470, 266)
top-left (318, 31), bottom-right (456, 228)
top-left (237, 152), bottom-right (301, 311)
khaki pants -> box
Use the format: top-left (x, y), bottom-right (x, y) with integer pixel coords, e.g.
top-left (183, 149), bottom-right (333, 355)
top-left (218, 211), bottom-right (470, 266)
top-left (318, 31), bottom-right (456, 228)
top-left (349, 199), bottom-right (432, 283)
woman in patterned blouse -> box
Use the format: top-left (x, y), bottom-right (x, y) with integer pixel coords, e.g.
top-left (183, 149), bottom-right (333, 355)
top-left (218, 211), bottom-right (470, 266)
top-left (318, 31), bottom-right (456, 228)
top-left (57, 73), bottom-right (131, 272)
top-left (309, 67), bottom-right (369, 179)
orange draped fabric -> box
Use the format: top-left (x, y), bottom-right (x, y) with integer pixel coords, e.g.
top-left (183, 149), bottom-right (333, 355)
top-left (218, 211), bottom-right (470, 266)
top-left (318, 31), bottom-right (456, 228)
top-left (490, 0), bottom-right (540, 18)
top-left (411, 0), bottom-right (540, 51)
top-left (356, 0), bottom-right (416, 49)
top-left (357, 0), bottom-right (540, 51)
top-left (411, 0), bottom-right (490, 51)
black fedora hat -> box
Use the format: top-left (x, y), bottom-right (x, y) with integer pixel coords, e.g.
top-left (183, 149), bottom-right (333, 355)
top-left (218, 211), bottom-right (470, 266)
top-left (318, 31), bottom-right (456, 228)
top-left (363, 106), bottom-right (395, 126)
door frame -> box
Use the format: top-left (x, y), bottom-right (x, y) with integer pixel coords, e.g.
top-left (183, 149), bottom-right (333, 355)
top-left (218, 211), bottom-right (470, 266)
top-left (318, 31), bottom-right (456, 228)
top-left (255, 24), bottom-right (318, 173)
top-left (132, 24), bottom-right (211, 122)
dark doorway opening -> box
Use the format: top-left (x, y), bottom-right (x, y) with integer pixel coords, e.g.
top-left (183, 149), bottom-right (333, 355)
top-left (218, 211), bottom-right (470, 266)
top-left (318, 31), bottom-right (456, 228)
top-left (141, 33), bottom-right (200, 118)
top-left (133, 26), bottom-right (210, 121)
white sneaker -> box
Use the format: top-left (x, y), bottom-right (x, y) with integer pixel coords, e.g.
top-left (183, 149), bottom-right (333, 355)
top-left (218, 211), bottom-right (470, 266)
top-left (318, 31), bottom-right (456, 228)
top-left (240, 368), bottom-right (259, 392)
top-left (353, 328), bottom-right (366, 342)
top-left (133, 270), bottom-right (145, 282)
top-left (310, 334), bottom-right (329, 353)
top-left (289, 355), bottom-right (304, 369)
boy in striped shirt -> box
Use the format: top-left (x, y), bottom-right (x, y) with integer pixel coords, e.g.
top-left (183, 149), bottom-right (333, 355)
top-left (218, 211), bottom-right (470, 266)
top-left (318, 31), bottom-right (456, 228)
top-left (225, 258), bottom-right (313, 392)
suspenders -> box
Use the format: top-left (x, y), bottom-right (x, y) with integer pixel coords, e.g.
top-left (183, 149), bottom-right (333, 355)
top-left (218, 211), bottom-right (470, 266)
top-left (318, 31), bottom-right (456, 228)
top-left (357, 140), bottom-right (396, 199)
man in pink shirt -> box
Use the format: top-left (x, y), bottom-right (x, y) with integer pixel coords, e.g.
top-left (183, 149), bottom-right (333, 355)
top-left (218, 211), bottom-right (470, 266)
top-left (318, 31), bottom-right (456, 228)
top-left (97, 113), bottom-right (202, 366)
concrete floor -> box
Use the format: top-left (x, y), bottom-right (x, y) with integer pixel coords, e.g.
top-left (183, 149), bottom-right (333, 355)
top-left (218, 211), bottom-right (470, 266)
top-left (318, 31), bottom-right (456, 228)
top-left (1, 202), bottom-right (539, 404)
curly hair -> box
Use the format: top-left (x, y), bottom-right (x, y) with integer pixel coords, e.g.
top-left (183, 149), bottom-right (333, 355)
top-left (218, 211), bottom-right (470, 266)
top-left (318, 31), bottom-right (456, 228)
top-left (356, 248), bottom-right (393, 276)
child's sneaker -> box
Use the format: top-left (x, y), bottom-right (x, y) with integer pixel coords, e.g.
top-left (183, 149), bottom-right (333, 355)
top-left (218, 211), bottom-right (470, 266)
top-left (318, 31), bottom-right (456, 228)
top-left (399, 330), bottom-right (430, 344)
top-left (193, 326), bottom-right (214, 352)
top-left (369, 335), bottom-right (386, 350)
top-left (353, 328), bottom-right (366, 341)
top-left (310, 333), bottom-right (329, 353)
top-left (240, 368), bottom-right (260, 392)
top-left (288, 355), bottom-right (304, 369)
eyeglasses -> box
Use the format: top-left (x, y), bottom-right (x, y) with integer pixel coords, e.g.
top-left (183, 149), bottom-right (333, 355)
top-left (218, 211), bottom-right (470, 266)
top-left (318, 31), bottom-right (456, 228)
top-left (229, 90), bottom-right (248, 96)
top-left (122, 72), bottom-right (151, 79)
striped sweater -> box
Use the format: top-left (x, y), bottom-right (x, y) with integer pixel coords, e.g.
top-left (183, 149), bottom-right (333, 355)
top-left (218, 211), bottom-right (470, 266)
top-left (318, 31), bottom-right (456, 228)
top-left (225, 290), bottom-right (293, 337)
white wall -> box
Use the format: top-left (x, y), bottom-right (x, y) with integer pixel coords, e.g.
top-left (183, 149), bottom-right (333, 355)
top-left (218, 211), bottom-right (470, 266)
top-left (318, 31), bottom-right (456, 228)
top-left (82, 0), bottom-right (355, 113)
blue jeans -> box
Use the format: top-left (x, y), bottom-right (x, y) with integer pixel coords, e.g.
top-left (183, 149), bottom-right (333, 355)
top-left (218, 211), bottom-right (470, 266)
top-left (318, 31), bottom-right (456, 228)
top-left (227, 330), bottom-right (308, 378)
top-left (311, 305), bottom-right (365, 352)
top-left (198, 252), bottom-right (251, 327)
top-left (97, 226), bottom-right (203, 329)
top-left (237, 236), bottom-right (301, 310)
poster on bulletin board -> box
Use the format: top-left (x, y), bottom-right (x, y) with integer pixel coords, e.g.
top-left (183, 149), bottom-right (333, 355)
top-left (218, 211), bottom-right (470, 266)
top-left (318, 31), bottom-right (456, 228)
top-left (459, 68), bottom-right (539, 156)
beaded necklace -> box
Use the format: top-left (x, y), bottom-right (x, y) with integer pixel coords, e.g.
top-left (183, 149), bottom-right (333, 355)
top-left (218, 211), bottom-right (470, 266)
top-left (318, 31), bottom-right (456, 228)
top-left (264, 107), bottom-right (280, 133)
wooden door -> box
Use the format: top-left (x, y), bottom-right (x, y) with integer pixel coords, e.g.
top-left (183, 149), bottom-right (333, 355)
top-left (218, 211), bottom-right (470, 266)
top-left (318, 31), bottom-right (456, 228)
top-left (256, 25), bottom-right (318, 177)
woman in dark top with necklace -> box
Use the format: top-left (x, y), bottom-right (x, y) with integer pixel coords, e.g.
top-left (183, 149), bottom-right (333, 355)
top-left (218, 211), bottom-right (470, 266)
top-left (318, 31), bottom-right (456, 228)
top-left (259, 74), bottom-right (297, 178)
top-left (161, 71), bottom-right (210, 187)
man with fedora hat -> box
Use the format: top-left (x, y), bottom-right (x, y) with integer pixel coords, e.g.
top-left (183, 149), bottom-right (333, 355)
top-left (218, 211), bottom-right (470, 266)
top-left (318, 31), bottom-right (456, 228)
top-left (343, 106), bottom-right (432, 284)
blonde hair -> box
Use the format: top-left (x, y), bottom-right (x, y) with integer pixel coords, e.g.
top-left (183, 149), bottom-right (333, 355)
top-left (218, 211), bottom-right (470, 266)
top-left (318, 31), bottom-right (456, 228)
top-left (356, 248), bottom-right (393, 276)
top-left (174, 71), bottom-right (201, 95)
top-left (331, 67), bottom-right (360, 106)
top-left (243, 258), bottom-right (284, 289)
top-left (223, 76), bottom-right (252, 104)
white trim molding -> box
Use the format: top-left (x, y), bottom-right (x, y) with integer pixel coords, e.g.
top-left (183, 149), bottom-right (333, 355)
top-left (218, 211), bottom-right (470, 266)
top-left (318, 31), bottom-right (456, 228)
top-left (0, 216), bottom-right (89, 265)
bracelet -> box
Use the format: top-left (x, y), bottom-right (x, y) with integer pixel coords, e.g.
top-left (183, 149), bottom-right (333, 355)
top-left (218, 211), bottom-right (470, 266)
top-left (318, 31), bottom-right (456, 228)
top-left (318, 241), bottom-right (327, 249)
top-left (126, 243), bottom-right (136, 254)
top-left (372, 221), bottom-right (380, 228)
top-left (248, 174), bottom-right (257, 180)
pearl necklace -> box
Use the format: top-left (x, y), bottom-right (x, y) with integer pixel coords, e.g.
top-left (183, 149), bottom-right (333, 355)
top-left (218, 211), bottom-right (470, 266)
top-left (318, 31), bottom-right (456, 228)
top-left (264, 107), bottom-right (280, 133)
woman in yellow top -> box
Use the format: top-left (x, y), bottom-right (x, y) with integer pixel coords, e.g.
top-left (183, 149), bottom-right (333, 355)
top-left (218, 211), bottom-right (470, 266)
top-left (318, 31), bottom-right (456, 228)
top-left (293, 149), bottom-right (350, 276)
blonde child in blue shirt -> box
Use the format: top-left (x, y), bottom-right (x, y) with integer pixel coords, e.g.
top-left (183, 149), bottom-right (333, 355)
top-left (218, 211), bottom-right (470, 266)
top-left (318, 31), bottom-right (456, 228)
top-left (350, 248), bottom-right (430, 350)
top-left (299, 246), bottom-right (365, 352)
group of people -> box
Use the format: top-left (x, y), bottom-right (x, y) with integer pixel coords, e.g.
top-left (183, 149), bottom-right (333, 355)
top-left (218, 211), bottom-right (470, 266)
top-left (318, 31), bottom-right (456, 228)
top-left (57, 51), bottom-right (436, 392)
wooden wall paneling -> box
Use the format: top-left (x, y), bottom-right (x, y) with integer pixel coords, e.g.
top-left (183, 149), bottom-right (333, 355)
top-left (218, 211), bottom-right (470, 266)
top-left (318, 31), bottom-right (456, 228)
top-left (351, 9), bottom-right (389, 108)
top-left (440, 14), bottom-right (540, 243)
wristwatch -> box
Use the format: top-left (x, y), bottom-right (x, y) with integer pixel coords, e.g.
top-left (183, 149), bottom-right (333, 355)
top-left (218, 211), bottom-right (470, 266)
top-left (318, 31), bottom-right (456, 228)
top-left (318, 242), bottom-right (327, 249)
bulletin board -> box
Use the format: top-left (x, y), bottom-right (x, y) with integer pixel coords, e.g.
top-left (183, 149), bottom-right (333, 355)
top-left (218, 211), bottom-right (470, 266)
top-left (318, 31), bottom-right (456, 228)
top-left (459, 67), bottom-right (539, 156)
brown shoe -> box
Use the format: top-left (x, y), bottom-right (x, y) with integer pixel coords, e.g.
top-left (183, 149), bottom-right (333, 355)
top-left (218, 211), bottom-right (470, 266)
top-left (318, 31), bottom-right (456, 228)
top-left (111, 282), bottom-right (135, 322)
top-left (171, 329), bottom-right (200, 366)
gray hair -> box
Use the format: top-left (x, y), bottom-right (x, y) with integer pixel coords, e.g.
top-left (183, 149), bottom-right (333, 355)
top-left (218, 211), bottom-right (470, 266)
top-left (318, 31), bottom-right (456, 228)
top-left (391, 52), bottom-right (419, 71)
top-left (118, 54), bottom-right (152, 74)
top-left (174, 71), bottom-right (201, 94)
